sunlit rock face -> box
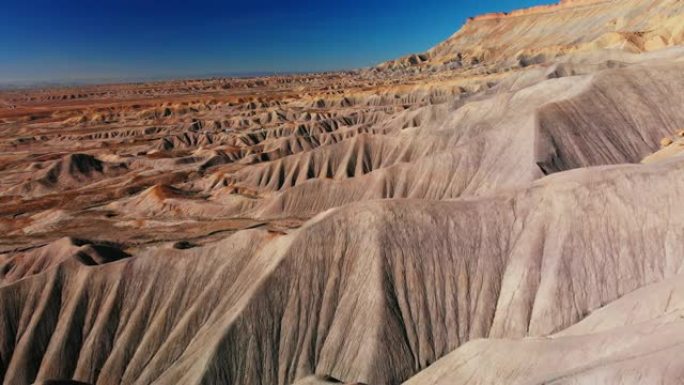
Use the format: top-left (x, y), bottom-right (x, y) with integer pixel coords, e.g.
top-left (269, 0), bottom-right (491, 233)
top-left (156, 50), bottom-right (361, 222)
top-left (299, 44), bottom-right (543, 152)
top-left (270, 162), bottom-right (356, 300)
top-left (2, 1), bottom-right (684, 384)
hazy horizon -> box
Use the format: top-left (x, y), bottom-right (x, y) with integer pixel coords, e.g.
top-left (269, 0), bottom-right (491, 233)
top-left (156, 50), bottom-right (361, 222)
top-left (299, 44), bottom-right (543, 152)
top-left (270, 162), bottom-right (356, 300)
top-left (1, 0), bottom-right (551, 84)
top-left (0, 70), bottom-right (323, 90)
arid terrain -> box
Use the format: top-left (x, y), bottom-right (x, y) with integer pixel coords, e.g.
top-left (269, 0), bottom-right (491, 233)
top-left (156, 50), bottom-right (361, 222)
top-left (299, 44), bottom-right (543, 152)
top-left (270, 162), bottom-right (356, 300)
top-left (2, 0), bottom-right (684, 384)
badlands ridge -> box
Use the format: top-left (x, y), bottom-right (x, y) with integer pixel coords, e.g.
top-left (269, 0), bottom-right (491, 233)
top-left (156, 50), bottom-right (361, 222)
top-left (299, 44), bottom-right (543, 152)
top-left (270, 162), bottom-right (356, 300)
top-left (2, 0), bottom-right (684, 384)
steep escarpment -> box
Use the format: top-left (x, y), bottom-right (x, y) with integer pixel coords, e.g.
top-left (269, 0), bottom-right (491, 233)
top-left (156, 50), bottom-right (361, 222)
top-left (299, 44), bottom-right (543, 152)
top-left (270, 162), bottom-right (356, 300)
top-left (380, 0), bottom-right (684, 72)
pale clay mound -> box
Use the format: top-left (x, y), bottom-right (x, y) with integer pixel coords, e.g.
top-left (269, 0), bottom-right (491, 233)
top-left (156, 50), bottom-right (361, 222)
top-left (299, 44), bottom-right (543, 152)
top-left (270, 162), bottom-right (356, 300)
top-left (2, 0), bottom-right (684, 384)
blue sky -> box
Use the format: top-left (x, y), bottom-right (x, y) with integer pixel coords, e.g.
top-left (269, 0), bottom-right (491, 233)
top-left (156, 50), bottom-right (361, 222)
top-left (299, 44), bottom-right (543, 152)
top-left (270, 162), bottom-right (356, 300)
top-left (0, 0), bottom-right (551, 83)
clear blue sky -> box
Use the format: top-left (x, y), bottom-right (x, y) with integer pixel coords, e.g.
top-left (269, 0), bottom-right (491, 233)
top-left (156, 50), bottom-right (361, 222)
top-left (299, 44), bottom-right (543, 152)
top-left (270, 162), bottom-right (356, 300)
top-left (0, 0), bottom-right (552, 83)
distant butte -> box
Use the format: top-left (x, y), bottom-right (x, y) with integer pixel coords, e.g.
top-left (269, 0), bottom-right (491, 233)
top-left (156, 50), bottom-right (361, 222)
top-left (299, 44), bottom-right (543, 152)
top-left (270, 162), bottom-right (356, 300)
top-left (468, 0), bottom-right (608, 21)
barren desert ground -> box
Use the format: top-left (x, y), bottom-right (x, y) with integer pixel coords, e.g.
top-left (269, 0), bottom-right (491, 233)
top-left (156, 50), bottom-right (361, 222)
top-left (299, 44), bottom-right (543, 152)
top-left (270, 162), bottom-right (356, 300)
top-left (3, 0), bottom-right (684, 384)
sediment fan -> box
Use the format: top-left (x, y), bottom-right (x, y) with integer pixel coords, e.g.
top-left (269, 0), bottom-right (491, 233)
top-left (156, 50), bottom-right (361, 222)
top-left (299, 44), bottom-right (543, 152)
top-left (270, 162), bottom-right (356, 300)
top-left (1, 0), bottom-right (684, 384)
